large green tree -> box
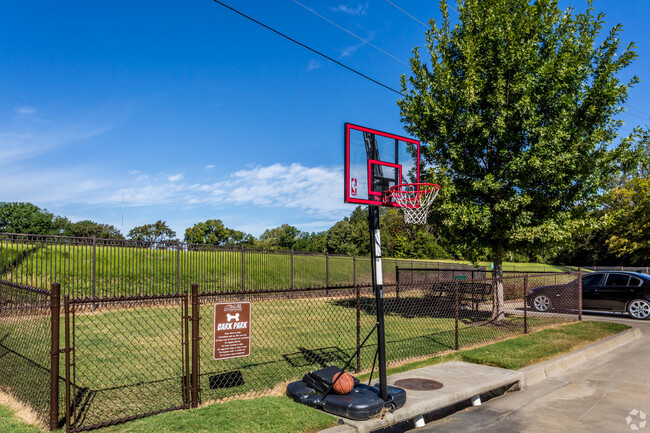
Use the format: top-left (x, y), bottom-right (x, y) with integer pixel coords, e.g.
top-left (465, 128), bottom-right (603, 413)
top-left (68, 220), bottom-right (124, 239)
top-left (128, 220), bottom-right (177, 242)
top-left (398, 0), bottom-right (638, 319)
top-left (0, 202), bottom-right (56, 235)
top-left (184, 219), bottom-right (253, 246)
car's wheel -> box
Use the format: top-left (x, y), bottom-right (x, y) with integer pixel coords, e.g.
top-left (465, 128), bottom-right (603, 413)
top-left (627, 299), bottom-right (650, 320)
top-left (532, 294), bottom-right (552, 312)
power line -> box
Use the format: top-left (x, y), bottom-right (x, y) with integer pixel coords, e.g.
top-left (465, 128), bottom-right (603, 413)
top-left (626, 105), bottom-right (650, 118)
top-left (211, 0), bottom-right (405, 97)
top-left (291, 0), bottom-right (409, 66)
top-left (384, 0), bottom-right (428, 28)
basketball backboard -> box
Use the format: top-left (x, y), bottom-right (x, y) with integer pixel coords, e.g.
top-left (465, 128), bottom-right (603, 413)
top-left (344, 123), bottom-right (420, 207)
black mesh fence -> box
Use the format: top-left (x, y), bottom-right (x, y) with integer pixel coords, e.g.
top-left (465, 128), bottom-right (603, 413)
top-left (1, 269), bottom-right (581, 432)
top-left (66, 295), bottom-right (189, 432)
top-left (0, 280), bottom-right (55, 427)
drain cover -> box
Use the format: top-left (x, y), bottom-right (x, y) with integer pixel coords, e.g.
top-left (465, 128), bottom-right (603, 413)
top-left (394, 378), bottom-right (443, 391)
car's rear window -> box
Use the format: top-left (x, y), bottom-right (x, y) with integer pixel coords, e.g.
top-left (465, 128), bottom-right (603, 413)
top-left (605, 274), bottom-right (630, 286)
top-left (629, 276), bottom-right (643, 286)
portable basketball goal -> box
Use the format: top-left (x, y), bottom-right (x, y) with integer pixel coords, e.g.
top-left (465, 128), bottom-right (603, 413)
top-left (287, 124), bottom-right (440, 420)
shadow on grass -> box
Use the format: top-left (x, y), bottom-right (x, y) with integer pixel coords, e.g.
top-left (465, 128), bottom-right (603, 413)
top-left (331, 296), bottom-right (499, 324)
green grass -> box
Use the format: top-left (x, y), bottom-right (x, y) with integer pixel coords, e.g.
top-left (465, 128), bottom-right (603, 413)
top-left (0, 405), bottom-right (42, 433)
top-left (0, 396), bottom-right (338, 433)
top-left (358, 320), bottom-right (629, 380)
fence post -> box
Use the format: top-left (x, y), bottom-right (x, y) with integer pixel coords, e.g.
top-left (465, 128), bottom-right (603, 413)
top-left (176, 246), bottom-right (181, 295)
top-left (353, 255), bottom-right (356, 286)
top-left (191, 283), bottom-right (200, 408)
top-left (63, 295), bottom-right (71, 432)
top-left (325, 252), bottom-right (329, 295)
top-left (50, 283), bottom-right (61, 431)
top-left (454, 281), bottom-right (459, 350)
top-left (92, 236), bottom-right (96, 298)
top-left (183, 289), bottom-right (190, 408)
top-left (578, 268), bottom-right (583, 322)
top-left (290, 250), bottom-right (294, 292)
top-left (396, 265), bottom-right (400, 301)
top-left (523, 276), bottom-right (528, 334)
top-left (356, 284), bottom-right (361, 373)
top-left (241, 247), bottom-right (245, 291)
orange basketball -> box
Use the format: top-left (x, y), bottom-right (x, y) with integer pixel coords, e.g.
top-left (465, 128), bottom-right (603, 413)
top-left (332, 371), bottom-right (355, 395)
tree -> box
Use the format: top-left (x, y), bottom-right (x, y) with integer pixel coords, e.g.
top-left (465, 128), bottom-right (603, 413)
top-left (326, 221), bottom-right (358, 255)
top-left (128, 220), bottom-right (176, 242)
top-left (602, 130), bottom-right (650, 265)
top-left (259, 224), bottom-right (301, 250)
top-left (0, 202), bottom-right (55, 234)
top-left (399, 0), bottom-right (638, 320)
top-left (69, 220), bottom-right (124, 239)
top-left (184, 219), bottom-right (253, 246)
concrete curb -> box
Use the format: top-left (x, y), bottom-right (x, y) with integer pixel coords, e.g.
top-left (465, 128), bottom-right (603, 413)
top-left (318, 326), bottom-right (641, 433)
top-left (519, 326), bottom-right (642, 387)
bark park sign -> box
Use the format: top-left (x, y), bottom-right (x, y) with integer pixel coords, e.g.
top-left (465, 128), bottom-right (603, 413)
top-left (213, 302), bottom-right (251, 360)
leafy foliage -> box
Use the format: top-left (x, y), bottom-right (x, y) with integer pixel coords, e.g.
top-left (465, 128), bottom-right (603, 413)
top-left (398, 0), bottom-right (639, 316)
top-left (184, 219), bottom-right (253, 246)
top-left (128, 220), bottom-right (176, 242)
top-left (0, 202), bottom-right (57, 235)
top-left (68, 220), bottom-right (124, 239)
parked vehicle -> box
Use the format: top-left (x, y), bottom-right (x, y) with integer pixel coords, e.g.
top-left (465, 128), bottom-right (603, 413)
top-left (527, 271), bottom-right (650, 320)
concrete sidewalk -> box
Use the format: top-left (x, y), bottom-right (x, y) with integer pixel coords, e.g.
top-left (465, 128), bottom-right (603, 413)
top-left (419, 317), bottom-right (648, 433)
top-left (321, 319), bottom-right (642, 433)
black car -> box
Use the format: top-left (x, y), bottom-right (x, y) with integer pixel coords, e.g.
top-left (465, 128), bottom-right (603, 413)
top-left (527, 271), bottom-right (650, 320)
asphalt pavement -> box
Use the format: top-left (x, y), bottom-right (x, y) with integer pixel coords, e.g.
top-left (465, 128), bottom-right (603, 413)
top-left (417, 313), bottom-right (650, 433)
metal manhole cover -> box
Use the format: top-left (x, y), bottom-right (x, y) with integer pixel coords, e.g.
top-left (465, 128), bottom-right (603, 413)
top-left (394, 378), bottom-right (443, 391)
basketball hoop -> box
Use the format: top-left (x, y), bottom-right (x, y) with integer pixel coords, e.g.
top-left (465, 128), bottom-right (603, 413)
top-left (382, 183), bottom-right (441, 225)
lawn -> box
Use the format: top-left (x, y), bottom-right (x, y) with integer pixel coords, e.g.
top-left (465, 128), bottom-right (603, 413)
top-left (0, 321), bottom-right (627, 433)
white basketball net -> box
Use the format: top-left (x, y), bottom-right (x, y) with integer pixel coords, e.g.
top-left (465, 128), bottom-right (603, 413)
top-left (385, 183), bottom-right (441, 225)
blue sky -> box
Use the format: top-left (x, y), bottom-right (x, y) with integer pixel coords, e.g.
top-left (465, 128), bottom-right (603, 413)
top-left (2, 1), bottom-right (649, 238)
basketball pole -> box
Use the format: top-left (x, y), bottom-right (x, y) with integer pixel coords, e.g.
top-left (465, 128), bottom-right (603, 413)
top-left (368, 205), bottom-right (388, 401)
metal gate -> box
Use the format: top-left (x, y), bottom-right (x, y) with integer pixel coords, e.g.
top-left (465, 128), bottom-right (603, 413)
top-left (64, 293), bottom-right (190, 432)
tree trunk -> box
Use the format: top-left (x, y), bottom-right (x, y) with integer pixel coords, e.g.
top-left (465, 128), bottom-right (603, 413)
top-left (491, 255), bottom-right (506, 322)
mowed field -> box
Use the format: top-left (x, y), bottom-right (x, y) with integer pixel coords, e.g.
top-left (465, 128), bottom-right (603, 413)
top-left (0, 241), bottom-right (577, 298)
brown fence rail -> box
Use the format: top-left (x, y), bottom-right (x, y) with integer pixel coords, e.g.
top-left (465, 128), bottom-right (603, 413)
top-left (0, 233), bottom-right (490, 298)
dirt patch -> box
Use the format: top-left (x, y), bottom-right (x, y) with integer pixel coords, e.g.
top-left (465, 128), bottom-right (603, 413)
top-left (0, 390), bottom-right (44, 429)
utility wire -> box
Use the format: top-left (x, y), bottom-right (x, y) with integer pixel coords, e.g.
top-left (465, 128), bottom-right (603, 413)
top-left (291, 0), bottom-right (409, 66)
top-left (211, 0), bottom-right (405, 97)
top-left (627, 105), bottom-right (650, 118)
top-left (384, 0), bottom-right (429, 28)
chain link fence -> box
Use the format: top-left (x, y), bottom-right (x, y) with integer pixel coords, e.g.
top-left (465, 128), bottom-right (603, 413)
top-left (0, 280), bottom-right (58, 427)
top-left (65, 294), bottom-right (189, 432)
top-left (1, 255), bottom-right (582, 432)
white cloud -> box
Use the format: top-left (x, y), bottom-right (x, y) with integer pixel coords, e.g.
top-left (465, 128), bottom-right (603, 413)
top-left (14, 106), bottom-right (37, 115)
top-left (0, 125), bottom-right (109, 166)
top-left (306, 59), bottom-right (322, 71)
top-left (167, 174), bottom-right (184, 182)
top-left (207, 163), bottom-right (347, 217)
top-left (205, 164), bottom-right (215, 169)
top-left (332, 3), bottom-right (369, 16)
top-left (105, 163), bottom-right (348, 218)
